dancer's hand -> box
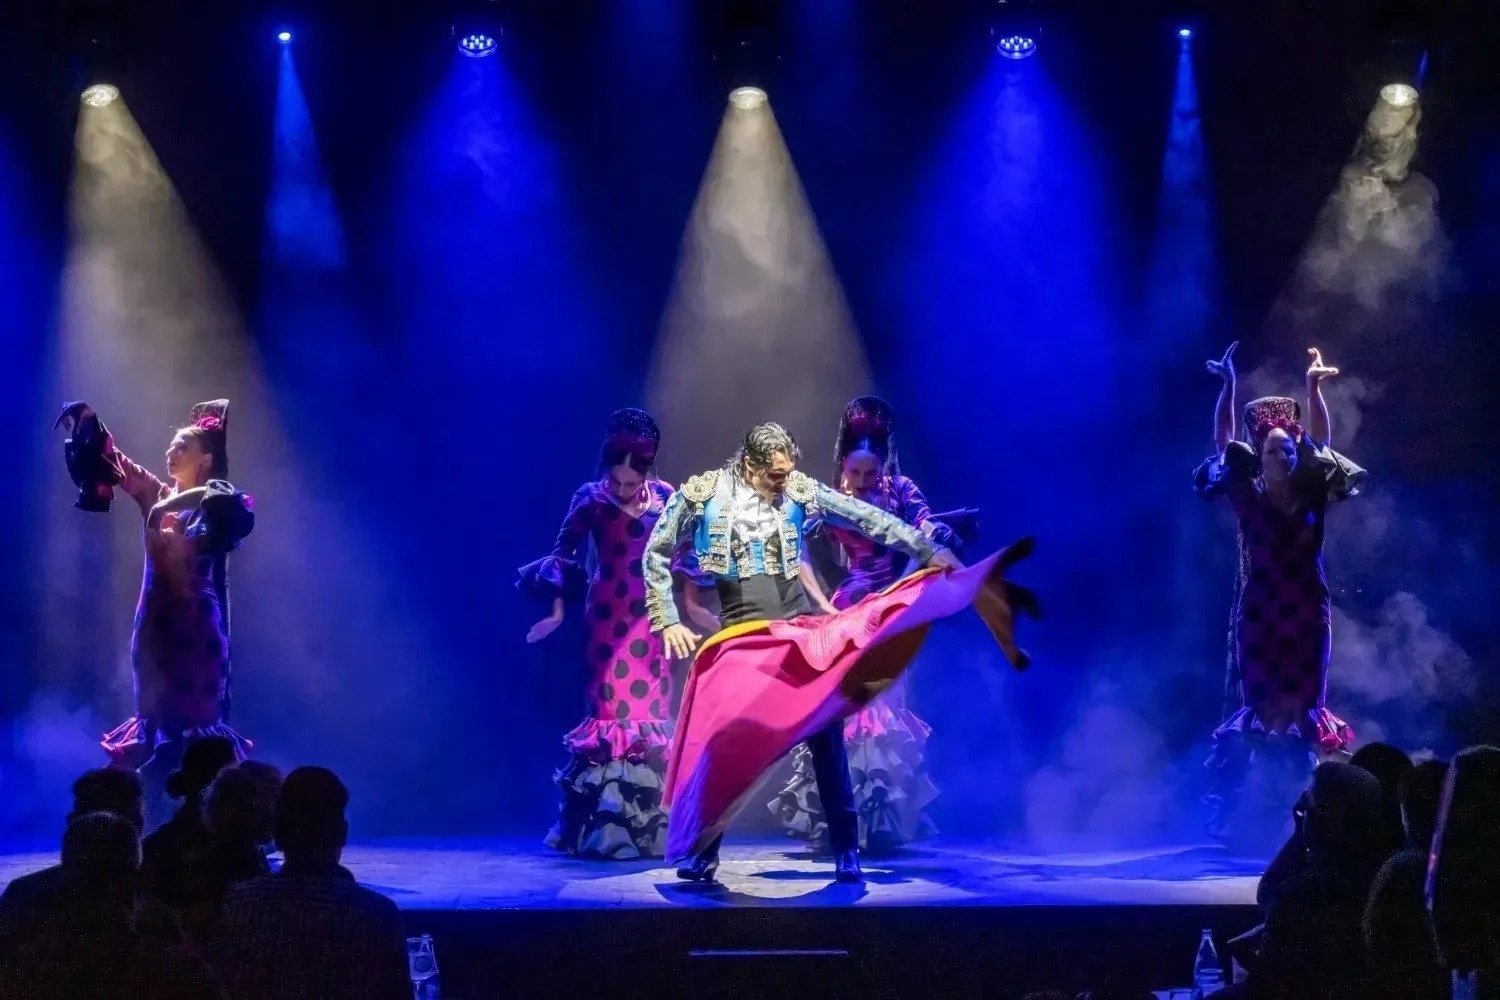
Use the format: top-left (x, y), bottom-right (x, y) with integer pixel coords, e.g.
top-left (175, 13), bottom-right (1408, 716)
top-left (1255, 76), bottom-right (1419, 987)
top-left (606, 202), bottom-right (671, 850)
top-left (1305, 347), bottom-right (1339, 385)
top-left (929, 547), bottom-right (964, 571)
top-left (662, 623), bottom-right (701, 660)
top-left (526, 612), bottom-right (563, 644)
top-left (1206, 341), bottom-right (1238, 383)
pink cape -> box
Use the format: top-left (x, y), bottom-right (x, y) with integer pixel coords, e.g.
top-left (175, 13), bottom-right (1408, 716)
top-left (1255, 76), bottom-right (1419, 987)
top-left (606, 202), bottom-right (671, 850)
top-left (663, 541), bottom-right (1036, 862)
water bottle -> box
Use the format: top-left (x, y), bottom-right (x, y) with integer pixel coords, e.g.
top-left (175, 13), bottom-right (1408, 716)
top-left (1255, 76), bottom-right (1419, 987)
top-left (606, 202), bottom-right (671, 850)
top-left (1193, 928), bottom-right (1225, 998)
top-left (407, 934), bottom-right (440, 1000)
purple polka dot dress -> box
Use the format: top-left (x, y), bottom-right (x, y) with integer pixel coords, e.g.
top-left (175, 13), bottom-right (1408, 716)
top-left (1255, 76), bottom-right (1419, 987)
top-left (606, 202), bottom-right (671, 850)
top-left (1195, 437), bottom-right (1366, 784)
top-left (769, 474), bottom-right (941, 854)
top-left (519, 479), bottom-right (681, 859)
top-left (99, 452), bottom-right (254, 772)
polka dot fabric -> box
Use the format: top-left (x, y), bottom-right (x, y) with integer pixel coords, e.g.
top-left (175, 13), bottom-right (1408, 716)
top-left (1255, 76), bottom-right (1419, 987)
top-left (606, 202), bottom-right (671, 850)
top-left (522, 478), bottom-right (680, 858)
top-left (577, 489), bottom-right (672, 727)
top-left (101, 466), bottom-right (253, 769)
top-left (1211, 469), bottom-right (1353, 753)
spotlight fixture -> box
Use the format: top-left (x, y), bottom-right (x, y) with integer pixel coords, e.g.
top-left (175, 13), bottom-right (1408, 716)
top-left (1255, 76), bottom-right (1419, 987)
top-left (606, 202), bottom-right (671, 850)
top-left (458, 32), bottom-right (497, 58)
top-left (728, 86), bottom-right (767, 111)
top-left (277, 30), bottom-right (293, 44)
top-left (81, 84), bottom-right (120, 107)
top-left (995, 34), bottom-right (1037, 60)
top-left (1380, 82), bottom-right (1418, 108)
top-left (1178, 27), bottom-right (1193, 40)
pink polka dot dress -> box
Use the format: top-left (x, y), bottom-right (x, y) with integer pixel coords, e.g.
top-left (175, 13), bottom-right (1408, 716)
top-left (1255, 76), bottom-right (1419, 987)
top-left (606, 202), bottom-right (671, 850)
top-left (519, 479), bottom-right (681, 859)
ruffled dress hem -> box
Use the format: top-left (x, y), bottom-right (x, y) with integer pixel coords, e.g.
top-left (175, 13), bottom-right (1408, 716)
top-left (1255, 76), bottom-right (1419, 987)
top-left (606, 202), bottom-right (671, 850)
top-left (1209, 706), bottom-right (1353, 758)
top-left (546, 718), bottom-right (673, 860)
top-left (769, 704), bottom-right (940, 855)
top-left (101, 716), bottom-right (252, 770)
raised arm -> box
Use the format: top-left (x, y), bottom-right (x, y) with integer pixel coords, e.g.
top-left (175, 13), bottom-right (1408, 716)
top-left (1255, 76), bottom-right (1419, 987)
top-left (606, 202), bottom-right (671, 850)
top-left (1206, 341), bottom-right (1238, 455)
top-left (1304, 347), bottom-right (1339, 447)
top-left (108, 446), bottom-right (169, 518)
top-left (809, 477), bottom-right (945, 566)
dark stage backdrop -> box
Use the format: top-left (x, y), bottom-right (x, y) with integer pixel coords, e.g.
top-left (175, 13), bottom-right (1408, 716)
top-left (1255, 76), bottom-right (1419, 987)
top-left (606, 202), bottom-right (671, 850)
top-left (2, 0), bottom-right (1497, 845)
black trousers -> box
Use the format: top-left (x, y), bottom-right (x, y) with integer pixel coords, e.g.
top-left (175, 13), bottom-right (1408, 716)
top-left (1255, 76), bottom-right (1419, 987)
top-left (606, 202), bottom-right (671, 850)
top-left (694, 576), bottom-right (859, 861)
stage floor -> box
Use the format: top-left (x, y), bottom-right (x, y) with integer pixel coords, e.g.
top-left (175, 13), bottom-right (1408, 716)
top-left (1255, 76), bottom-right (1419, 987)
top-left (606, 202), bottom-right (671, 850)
top-left (2, 837), bottom-right (1262, 910)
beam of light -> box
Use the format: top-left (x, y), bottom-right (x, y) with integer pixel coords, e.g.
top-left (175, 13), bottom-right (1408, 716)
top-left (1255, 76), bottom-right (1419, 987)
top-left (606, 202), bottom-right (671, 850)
top-left (1141, 24), bottom-right (1227, 729)
top-left (1252, 64), bottom-right (1457, 762)
top-left (266, 46), bottom-right (346, 271)
top-left (254, 41), bottom-right (424, 794)
top-left (360, 41), bottom-right (615, 834)
top-left (645, 89), bottom-right (872, 475)
top-left (1143, 22), bottom-right (1220, 358)
top-left (0, 120), bottom-right (78, 840)
top-left (47, 93), bottom-right (297, 797)
top-left (893, 49), bottom-right (1173, 847)
top-left (1266, 76), bottom-right (1443, 336)
top-left (382, 47), bottom-right (601, 376)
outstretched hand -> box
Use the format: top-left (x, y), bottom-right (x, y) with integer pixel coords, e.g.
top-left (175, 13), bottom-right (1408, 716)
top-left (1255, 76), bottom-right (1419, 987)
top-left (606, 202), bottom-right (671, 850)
top-left (662, 623), bottom-right (702, 660)
top-left (1306, 347), bottom-right (1340, 384)
top-left (526, 613), bottom-right (563, 644)
top-left (1206, 342), bottom-right (1238, 383)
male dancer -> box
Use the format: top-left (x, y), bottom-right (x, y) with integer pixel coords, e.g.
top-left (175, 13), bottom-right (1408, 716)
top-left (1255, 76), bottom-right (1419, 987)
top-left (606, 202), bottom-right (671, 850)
top-left (643, 422), bottom-right (960, 882)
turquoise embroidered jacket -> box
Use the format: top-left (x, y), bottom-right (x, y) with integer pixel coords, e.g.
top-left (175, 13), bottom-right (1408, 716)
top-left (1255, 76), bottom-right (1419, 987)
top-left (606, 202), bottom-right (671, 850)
top-left (642, 468), bottom-right (937, 633)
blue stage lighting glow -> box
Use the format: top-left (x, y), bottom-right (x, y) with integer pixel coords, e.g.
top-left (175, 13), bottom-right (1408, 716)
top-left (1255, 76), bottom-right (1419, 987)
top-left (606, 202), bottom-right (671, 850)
top-left (1178, 27), bottom-right (1193, 40)
top-left (458, 33), bottom-right (497, 58)
top-left (996, 34), bottom-right (1037, 60)
top-left (278, 30), bottom-right (293, 44)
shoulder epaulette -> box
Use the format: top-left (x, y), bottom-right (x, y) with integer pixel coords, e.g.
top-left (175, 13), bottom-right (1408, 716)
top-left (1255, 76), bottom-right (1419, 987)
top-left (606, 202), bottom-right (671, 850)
top-left (681, 470), bottom-right (719, 504)
top-left (786, 470), bottom-right (817, 504)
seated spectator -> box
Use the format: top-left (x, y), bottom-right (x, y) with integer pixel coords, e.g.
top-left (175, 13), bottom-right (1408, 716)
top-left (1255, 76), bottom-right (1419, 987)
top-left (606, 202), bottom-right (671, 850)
top-left (1258, 742), bottom-right (1412, 912)
top-left (0, 768), bottom-right (147, 926)
top-left (0, 812), bottom-right (225, 1000)
top-left (1241, 761), bottom-right (1385, 1000)
top-left (235, 760), bottom-right (287, 859)
top-left (1398, 758), bottom-right (1446, 856)
top-left (209, 767), bottom-right (410, 1000)
top-left (178, 762), bottom-right (282, 940)
top-left (1350, 742), bottom-right (1414, 858)
top-left (142, 736), bottom-right (238, 904)
top-left (1364, 759), bottom-right (1449, 1000)
top-left (1424, 747), bottom-right (1500, 998)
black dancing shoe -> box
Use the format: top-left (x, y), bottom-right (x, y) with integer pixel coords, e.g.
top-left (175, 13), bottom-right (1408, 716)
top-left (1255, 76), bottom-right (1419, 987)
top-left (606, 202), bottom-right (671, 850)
top-left (834, 849), bottom-right (862, 883)
top-left (675, 855), bottom-right (720, 883)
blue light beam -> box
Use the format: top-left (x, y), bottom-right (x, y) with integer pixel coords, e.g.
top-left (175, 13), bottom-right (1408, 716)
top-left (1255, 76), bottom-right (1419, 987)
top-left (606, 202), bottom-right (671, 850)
top-left (265, 46), bottom-right (347, 271)
top-left (1143, 27), bottom-right (1221, 357)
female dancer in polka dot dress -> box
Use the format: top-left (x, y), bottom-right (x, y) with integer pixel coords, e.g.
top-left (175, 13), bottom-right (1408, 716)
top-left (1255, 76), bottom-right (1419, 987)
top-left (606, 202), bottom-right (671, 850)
top-left (1195, 345), bottom-right (1366, 834)
top-left (770, 396), bottom-right (956, 854)
top-left (520, 409), bottom-right (716, 859)
top-left (55, 399), bottom-right (255, 809)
